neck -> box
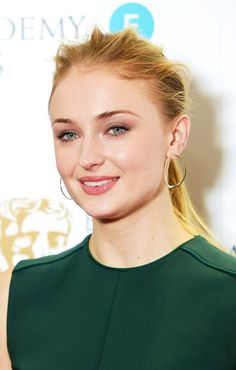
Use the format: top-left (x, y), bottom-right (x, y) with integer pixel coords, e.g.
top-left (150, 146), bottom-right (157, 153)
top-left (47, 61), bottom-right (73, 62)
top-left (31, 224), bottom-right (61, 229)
top-left (89, 191), bottom-right (192, 268)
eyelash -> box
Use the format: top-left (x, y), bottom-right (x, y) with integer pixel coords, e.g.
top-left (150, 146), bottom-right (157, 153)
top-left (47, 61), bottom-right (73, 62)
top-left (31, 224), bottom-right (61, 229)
top-left (56, 131), bottom-right (79, 142)
top-left (107, 126), bottom-right (129, 137)
top-left (56, 125), bottom-right (129, 142)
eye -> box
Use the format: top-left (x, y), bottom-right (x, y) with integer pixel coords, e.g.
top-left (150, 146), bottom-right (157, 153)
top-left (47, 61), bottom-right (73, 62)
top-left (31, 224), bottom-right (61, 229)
top-left (107, 126), bottom-right (128, 137)
top-left (56, 131), bottom-right (79, 142)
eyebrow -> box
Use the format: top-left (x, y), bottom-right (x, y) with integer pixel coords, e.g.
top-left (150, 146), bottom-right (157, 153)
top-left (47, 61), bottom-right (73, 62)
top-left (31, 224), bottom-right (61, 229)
top-left (52, 109), bottom-right (141, 125)
top-left (95, 109), bottom-right (141, 120)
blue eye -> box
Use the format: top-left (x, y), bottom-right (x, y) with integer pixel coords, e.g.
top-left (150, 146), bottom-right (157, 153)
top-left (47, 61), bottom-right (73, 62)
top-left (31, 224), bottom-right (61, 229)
top-left (57, 131), bottom-right (78, 142)
top-left (108, 126), bottom-right (128, 137)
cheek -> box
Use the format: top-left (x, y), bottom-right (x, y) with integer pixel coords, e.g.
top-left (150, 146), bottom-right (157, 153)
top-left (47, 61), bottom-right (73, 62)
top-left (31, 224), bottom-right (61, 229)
top-left (108, 144), bottom-right (145, 172)
top-left (54, 147), bottom-right (76, 177)
top-left (113, 135), bottom-right (167, 174)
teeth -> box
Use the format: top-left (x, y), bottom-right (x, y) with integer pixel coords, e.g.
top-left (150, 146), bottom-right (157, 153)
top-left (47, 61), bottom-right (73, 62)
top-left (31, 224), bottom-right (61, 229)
top-left (83, 179), bottom-right (113, 187)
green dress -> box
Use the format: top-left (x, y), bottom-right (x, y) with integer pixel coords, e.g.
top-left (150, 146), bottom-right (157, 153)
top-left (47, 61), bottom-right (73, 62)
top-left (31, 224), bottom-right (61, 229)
top-left (7, 235), bottom-right (236, 370)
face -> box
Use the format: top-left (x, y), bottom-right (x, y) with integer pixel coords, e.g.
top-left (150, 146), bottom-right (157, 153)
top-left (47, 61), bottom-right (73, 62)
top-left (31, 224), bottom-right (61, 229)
top-left (49, 69), bottom-right (171, 221)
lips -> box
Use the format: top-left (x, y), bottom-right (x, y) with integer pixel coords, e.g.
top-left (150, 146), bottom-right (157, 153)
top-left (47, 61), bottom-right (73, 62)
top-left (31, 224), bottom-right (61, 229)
top-left (79, 176), bottom-right (119, 195)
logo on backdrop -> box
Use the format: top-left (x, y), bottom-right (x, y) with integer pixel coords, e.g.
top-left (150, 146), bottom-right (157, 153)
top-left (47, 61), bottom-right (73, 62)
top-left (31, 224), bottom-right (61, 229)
top-left (0, 198), bottom-right (72, 270)
top-left (0, 16), bottom-right (86, 40)
top-left (109, 2), bottom-right (154, 39)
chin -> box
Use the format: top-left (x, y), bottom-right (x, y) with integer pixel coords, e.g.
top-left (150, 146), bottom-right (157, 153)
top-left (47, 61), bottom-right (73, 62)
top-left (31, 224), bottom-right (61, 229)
top-left (87, 210), bottom-right (119, 221)
top-left (82, 204), bottom-right (123, 222)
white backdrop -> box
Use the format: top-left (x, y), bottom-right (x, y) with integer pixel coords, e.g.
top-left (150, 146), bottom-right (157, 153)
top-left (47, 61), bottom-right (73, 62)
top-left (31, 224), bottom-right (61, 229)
top-left (0, 0), bottom-right (236, 270)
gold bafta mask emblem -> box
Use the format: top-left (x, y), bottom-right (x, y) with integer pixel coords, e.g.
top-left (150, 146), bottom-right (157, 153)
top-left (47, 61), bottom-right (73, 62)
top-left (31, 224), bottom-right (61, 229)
top-left (0, 198), bottom-right (72, 270)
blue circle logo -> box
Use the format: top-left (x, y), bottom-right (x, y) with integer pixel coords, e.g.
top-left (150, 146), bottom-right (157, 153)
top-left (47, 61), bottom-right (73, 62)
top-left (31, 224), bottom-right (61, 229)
top-left (109, 2), bottom-right (154, 39)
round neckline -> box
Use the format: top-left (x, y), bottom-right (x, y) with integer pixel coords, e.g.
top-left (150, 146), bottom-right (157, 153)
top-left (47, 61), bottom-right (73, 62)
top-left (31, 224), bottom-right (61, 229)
top-left (86, 235), bottom-right (202, 272)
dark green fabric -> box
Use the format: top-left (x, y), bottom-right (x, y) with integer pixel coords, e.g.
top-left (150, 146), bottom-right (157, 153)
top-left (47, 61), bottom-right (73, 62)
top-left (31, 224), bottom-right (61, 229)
top-left (7, 235), bottom-right (236, 370)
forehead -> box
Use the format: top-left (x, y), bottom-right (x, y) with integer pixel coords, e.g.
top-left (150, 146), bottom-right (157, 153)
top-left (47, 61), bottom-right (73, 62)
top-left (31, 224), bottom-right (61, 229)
top-left (53, 68), bottom-right (149, 97)
top-left (49, 68), bottom-right (160, 119)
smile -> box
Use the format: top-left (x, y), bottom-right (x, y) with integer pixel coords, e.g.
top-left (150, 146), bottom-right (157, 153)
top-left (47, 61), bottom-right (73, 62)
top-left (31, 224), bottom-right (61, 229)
top-left (83, 179), bottom-right (113, 187)
top-left (79, 177), bottom-right (119, 195)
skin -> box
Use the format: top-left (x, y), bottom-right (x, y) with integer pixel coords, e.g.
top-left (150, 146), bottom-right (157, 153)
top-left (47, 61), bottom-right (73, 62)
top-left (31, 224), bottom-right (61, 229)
top-left (0, 67), bottom-right (191, 365)
top-left (0, 270), bottom-right (12, 369)
top-left (50, 68), bottom-right (192, 267)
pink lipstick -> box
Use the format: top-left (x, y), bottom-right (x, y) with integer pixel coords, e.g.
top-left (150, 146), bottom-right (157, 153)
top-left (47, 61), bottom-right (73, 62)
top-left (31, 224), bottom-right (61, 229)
top-left (79, 176), bottom-right (119, 195)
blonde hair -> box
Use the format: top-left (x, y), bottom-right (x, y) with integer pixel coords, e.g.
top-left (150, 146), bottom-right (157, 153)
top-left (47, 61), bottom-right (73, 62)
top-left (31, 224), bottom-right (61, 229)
top-left (50, 27), bottom-right (219, 248)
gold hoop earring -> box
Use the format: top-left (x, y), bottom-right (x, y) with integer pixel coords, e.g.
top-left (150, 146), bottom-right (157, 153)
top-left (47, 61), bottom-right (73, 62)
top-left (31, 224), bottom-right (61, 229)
top-left (60, 178), bottom-right (72, 200)
top-left (164, 155), bottom-right (186, 189)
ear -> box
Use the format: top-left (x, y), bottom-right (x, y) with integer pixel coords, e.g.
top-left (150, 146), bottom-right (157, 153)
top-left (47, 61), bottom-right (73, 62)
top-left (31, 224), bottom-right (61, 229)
top-left (166, 114), bottom-right (191, 157)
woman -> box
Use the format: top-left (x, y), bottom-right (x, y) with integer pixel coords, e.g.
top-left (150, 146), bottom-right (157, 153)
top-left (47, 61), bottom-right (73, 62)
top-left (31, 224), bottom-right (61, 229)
top-left (1, 27), bottom-right (236, 370)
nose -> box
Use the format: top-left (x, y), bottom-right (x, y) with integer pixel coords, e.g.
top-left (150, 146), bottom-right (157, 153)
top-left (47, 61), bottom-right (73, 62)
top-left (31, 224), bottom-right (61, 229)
top-left (78, 135), bottom-right (105, 170)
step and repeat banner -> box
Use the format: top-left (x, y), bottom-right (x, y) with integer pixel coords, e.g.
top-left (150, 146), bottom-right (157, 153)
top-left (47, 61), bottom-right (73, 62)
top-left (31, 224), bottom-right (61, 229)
top-left (0, 0), bottom-right (236, 270)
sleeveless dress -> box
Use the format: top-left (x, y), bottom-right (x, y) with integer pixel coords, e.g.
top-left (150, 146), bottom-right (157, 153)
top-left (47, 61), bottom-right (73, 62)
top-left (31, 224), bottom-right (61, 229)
top-left (7, 235), bottom-right (236, 370)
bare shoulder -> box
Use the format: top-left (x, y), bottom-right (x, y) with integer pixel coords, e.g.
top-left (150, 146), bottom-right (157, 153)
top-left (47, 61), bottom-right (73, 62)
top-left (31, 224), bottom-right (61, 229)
top-left (0, 270), bottom-right (12, 369)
